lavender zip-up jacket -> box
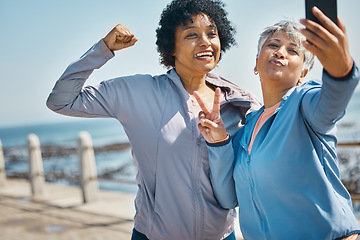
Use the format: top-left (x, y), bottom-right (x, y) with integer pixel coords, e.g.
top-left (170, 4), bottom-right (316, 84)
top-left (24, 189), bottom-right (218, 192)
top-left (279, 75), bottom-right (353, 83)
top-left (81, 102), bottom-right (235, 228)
top-left (46, 39), bottom-right (261, 240)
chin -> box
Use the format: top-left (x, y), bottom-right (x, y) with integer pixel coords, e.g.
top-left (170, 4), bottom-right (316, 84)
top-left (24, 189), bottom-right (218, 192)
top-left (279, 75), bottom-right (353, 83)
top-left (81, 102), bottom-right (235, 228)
top-left (203, 63), bottom-right (217, 72)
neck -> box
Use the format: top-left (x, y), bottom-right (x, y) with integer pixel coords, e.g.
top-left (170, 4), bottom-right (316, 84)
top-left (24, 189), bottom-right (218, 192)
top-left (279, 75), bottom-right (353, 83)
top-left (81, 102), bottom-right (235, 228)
top-left (176, 69), bottom-right (208, 94)
top-left (261, 82), bottom-right (292, 108)
top-left (175, 69), bottom-right (216, 104)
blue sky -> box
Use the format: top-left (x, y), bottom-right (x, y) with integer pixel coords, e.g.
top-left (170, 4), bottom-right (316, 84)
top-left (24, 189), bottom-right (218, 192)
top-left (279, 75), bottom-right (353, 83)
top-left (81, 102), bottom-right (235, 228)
top-left (1, 0), bottom-right (359, 127)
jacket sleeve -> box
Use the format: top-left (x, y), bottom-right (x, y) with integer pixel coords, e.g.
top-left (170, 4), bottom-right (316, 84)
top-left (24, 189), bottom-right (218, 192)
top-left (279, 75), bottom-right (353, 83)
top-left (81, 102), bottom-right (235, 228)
top-left (207, 138), bottom-right (238, 209)
top-left (46, 39), bottom-right (118, 118)
top-left (301, 62), bottom-right (359, 133)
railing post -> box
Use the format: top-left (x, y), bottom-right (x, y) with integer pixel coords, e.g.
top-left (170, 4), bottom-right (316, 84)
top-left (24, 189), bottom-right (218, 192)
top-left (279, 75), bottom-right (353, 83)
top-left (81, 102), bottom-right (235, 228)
top-left (28, 134), bottom-right (45, 196)
top-left (0, 139), bottom-right (6, 187)
top-left (78, 131), bottom-right (98, 203)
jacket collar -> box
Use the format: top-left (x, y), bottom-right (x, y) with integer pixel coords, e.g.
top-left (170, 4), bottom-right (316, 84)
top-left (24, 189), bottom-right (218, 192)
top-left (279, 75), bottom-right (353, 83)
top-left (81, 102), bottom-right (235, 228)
top-left (274, 86), bottom-right (297, 113)
top-left (166, 68), bottom-right (261, 108)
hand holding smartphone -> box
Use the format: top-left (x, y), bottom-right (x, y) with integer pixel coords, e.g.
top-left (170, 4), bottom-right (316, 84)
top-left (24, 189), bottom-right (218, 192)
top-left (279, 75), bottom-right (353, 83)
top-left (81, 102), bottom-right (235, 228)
top-left (303, 0), bottom-right (353, 79)
top-left (305, 0), bottom-right (338, 26)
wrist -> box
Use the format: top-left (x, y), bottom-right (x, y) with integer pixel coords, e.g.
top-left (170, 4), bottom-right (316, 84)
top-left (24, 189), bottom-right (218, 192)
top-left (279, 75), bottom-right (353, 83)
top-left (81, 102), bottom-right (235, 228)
top-left (206, 134), bottom-right (231, 147)
top-left (324, 59), bottom-right (355, 80)
top-left (338, 59), bottom-right (354, 78)
top-left (329, 59), bottom-right (354, 78)
top-left (212, 133), bottom-right (229, 144)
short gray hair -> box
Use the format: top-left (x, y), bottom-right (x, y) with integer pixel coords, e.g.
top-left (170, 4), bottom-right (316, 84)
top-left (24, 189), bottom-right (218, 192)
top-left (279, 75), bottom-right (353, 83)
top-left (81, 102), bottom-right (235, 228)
top-left (256, 20), bottom-right (315, 72)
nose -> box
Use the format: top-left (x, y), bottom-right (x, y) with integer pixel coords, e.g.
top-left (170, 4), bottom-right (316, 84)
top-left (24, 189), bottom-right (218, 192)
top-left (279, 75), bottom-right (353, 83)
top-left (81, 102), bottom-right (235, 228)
top-left (274, 46), bottom-right (286, 59)
top-left (199, 34), bottom-right (211, 47)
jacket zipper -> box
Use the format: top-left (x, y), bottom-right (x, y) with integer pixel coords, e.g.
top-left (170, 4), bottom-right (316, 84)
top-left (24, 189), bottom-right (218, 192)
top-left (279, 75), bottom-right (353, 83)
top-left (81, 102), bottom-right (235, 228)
top-left (243, 148), bottom-right (268, 239)
top-left (195, 137), bottom-right (204, 239)
top-left (189, 98), bottom-right (203, 239)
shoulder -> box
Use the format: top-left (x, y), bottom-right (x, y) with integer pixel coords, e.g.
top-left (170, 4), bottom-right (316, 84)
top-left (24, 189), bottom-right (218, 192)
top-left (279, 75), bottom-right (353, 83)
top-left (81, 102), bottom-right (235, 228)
top-left (246, 107), bottom-right (263, 121)
top-left (206, 73), bottom-right (262, 108)
top-left (105, 72), bottom-right (168, 86)
top-left (206, 73), bottom-right (252, 95)
top-left (287, 79), bottom-right (323, 99)
top-left (301, 79), bottom-right (322, 89)
top-left (94, 73), bottom-right (171, 98)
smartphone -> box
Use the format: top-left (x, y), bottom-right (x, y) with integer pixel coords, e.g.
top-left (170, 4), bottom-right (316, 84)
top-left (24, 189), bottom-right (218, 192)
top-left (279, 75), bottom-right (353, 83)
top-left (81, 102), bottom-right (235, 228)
top-left (305, 0), bottom-right (338, 26)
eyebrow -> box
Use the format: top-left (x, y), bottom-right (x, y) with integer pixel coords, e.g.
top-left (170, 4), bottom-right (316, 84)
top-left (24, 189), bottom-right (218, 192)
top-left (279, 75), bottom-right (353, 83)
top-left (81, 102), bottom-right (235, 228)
top-left (182, 24), bottom-right (217, 31)
top-left (267, 38), bottom-right (299, 47)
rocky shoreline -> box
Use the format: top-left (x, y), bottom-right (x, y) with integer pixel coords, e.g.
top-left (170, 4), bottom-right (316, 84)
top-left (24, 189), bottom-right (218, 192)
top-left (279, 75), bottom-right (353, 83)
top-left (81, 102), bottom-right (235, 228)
top-left (3, 142), bottom-right (136, 186)
top-left (3, 142), bottom-right (131, 161)
top-left (2, 141), bottom-right (360, 197)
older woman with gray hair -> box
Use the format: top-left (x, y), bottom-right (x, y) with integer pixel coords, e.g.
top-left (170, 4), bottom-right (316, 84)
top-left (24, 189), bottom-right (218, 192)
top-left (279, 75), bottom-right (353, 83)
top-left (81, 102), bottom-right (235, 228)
top-left (255, 20), bottom-right (315, 84)
top-left (194, 7), bottom-right (360, 240)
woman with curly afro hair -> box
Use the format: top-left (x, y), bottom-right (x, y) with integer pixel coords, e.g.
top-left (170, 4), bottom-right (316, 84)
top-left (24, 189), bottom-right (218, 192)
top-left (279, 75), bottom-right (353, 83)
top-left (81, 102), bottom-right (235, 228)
top-left (47, 0), bottom-right (261, 239)
top-left (156, 0), bottom-right (236, 68)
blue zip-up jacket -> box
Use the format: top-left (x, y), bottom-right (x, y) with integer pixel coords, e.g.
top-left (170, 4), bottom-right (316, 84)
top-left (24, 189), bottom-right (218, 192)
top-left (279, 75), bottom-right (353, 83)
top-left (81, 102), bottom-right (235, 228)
top-left (208, 64), bottom-right (360, 240)
top-left (46, 39), bottom-right (261, 239)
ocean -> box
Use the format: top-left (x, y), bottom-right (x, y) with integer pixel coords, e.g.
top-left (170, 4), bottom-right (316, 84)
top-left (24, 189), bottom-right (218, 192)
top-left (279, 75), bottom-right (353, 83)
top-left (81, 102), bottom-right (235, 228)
top-left (0, 118), bottom-right (138, 193)
top-left (0, 91), bottom-right (359, 217)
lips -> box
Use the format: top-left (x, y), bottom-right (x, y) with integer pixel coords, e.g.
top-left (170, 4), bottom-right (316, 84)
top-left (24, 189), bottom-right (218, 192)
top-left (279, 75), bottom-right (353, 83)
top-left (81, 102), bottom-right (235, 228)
top-left (194, 51), bottom-right (214, 59)
top-left (270, 58), bottom-right (285, 66)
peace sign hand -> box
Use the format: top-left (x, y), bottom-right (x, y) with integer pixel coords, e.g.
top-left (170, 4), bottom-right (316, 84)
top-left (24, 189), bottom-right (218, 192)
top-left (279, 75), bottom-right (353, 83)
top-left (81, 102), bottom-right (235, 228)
top-left (193, 88), bottom-right (229, 143)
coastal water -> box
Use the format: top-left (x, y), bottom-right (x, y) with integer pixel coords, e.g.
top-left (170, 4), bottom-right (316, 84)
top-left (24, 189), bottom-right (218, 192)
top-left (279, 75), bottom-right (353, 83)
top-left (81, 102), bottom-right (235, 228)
top-left (0, 118), bottom-right (138, 193)
top-left (0, 91), bottom-right (359, 216)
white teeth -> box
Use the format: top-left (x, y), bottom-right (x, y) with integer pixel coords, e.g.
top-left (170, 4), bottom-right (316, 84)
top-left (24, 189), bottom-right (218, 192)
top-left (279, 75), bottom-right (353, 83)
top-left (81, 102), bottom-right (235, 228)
top-left (195, 52), bottom-right (213, 57)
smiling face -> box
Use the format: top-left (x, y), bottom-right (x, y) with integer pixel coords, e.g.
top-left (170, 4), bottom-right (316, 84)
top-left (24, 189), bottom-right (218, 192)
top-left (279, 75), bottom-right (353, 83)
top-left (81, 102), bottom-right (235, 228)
top-left (173, 13), bottom-right (221, 78)
top-left (255, 31), bottom-right (307, 89)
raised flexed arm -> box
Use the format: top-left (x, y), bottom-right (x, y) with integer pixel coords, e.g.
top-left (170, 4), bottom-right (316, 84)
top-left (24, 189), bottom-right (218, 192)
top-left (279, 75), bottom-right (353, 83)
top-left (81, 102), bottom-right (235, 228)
top-left (103, 24), bottom-right (138, 52)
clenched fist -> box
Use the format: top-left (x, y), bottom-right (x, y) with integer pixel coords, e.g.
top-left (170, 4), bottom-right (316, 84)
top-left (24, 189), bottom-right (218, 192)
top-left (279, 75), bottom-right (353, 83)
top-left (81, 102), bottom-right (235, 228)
top-left (103, 24), bottom-right (138, 52)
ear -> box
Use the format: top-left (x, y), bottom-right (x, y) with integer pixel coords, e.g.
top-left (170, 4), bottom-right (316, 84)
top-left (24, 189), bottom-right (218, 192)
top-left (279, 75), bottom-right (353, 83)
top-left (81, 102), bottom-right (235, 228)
top-left (298, 69), bottom-right (309, 85)
top-left (254, 58), bottom-right (259, 73)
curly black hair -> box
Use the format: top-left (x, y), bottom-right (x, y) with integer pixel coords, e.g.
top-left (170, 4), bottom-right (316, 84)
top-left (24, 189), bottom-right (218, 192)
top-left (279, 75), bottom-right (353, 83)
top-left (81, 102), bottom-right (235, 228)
top-left (156, 0), bottom-right (236, 68)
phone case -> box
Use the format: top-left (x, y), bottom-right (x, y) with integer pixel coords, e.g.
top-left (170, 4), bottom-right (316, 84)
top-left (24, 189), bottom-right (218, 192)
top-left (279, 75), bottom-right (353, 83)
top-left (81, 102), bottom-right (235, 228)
top-left (305, 0), bottom-right (338, 25)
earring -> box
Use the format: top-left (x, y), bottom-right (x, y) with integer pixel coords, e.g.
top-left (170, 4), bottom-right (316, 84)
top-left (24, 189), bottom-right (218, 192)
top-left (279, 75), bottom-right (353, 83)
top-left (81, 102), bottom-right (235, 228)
top-left (254, 70), bottom-right (259, 75)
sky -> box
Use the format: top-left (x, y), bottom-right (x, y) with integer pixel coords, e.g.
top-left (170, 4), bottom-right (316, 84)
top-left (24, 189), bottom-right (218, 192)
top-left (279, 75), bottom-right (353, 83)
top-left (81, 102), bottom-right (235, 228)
top-left (1, 0), bottom-right (359, 127)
